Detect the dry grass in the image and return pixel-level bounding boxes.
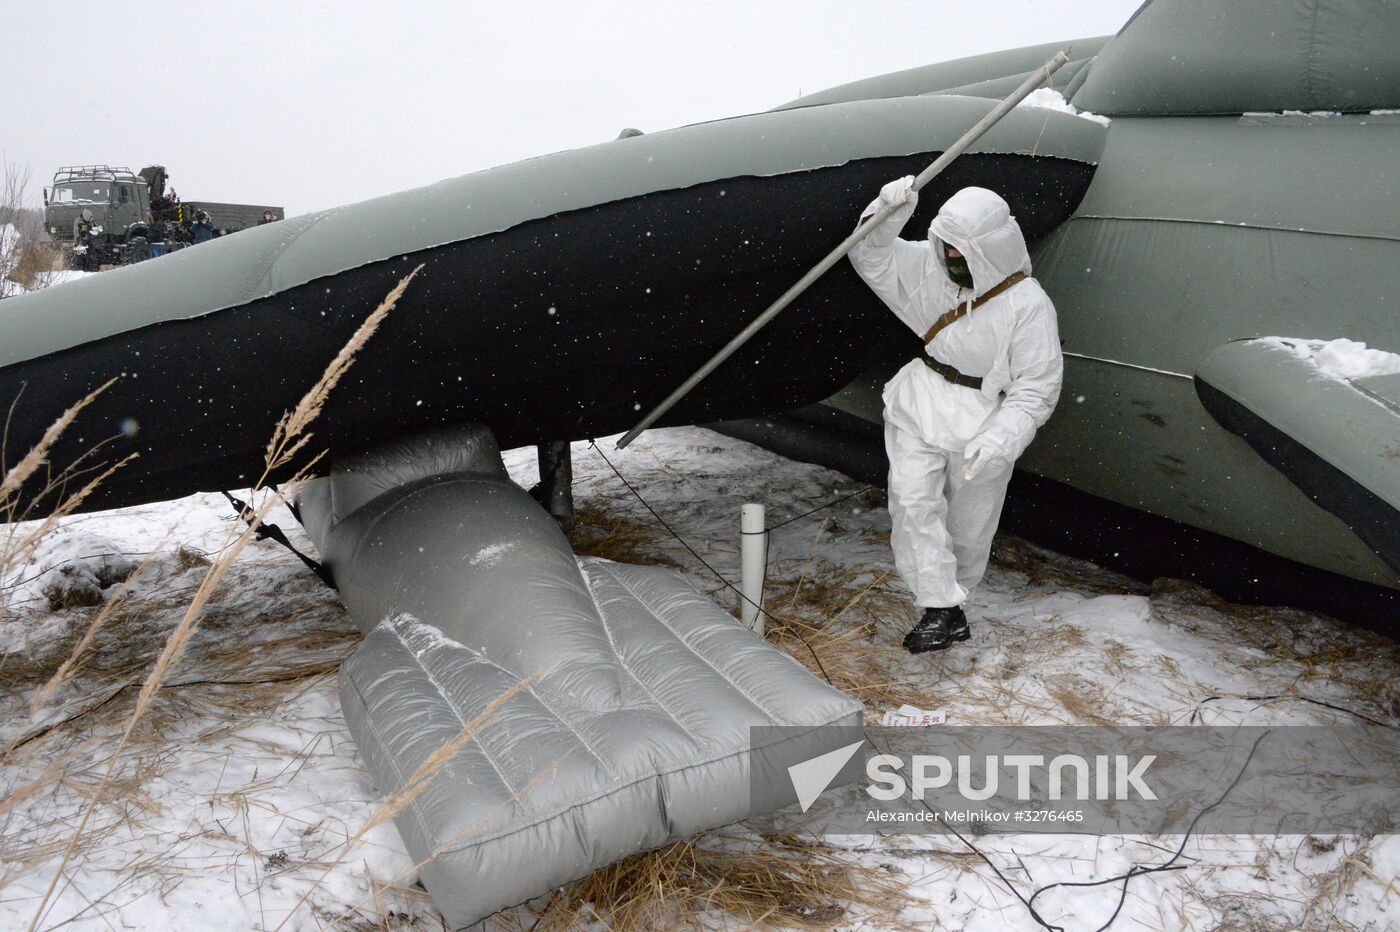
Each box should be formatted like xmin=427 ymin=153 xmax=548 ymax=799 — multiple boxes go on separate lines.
xmin=992 ymin=535 xmax=1147 ymax=598
xmin=756 ymin=555 xmax=943 ymax=712
xmin=1 ymin=380 xmax=134 ymax=621
xmin=27 ymin=556 xmax=155 ymax=714
xmin=0 ymin=160 xmax=59 ymax=294
xmin=528 ymin=833 xmax=917 ymax=931
xmin=569 ymin=500 xmax=680 ymax=567
xmin=1148 ymin=577 xmax=1400 ymax=722
xmin=1041 ymin=672 xmax=1118 ymax=725
xmin=16 ymin=266 xmax=423 ymax=932
xmin=10 ymin=241 xmax=61 ymax=291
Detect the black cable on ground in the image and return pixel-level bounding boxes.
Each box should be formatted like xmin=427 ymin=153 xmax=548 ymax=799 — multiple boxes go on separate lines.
xmin=588 ymin=441 xmax=1275 ymax=932
xmin=765 ymin=486 xmax=878 ymax=531
xmin=860 ymin=727 xmax=1063 ymax=930
xmin=1193 ymin=694 xmax=1391 ymax=728
xmin=589 ymin=440 xmax=833 ymax=686
xmin=1022 ymin=728 xmax=1271 ymax=931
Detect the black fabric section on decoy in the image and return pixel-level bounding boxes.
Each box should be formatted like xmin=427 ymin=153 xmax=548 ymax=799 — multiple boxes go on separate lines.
xmin=0 ymin=153 xmax=1093 ymax=513
xmin=1194 ymin=376 xmax=1400 ymax=575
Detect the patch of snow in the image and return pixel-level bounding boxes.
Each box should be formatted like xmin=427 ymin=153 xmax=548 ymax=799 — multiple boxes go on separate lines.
xmin=43 ymin=269 xmax=95 ymax=288
xmin=1243 ymin=109 xmax=1344 ymax=118
xmin=1016 ymin=87 xmax=1111 ymax=125
xmin=1 ymin=224 xmax=24 ymax=296
xmin=377 ymin=612 xmax=471 ymax=657
xmin=467 ymin=540 xmax=514 ymax=566
xmin=1263 ymin=336 xmax=1400 ymax=381
xmin=37 ymin=542 xmax=138 ymax=610
xmin=1 ymin=223 xmax=20 ymax=270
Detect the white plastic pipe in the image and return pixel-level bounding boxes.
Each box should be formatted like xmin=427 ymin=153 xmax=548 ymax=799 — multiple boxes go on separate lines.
xmin=740 ymin=503 xmax=766 ymax=634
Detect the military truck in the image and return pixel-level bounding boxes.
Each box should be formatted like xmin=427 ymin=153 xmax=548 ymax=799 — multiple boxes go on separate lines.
xmin=43 ymin=164 xmax=282 ymax=270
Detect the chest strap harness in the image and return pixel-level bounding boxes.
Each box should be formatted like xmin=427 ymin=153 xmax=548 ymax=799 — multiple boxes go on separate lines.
xmin=918 ymin=271 xmax=1027 ymax=391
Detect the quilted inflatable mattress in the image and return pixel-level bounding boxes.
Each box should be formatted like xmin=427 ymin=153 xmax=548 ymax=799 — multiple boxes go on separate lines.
xmin=297 ymin=424 xmax=864 ymax=927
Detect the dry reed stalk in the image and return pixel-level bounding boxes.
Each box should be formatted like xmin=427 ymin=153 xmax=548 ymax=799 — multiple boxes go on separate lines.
xmin=278 ymin=667 xmax=558 ymax=930
xmin=0 ymin=379 xmax=115 ymax=504
xmin=266 ymin=265 xmax=421 ymax=472
xmin=361 ymin=667 xmax=544 ymax=839
xmin=0 ymin=740 xmax=98 ymax=820
xmin=1 ymin=454 xmax=138 ymax=601
xmin=786 ymin=517 xmax=832 ymax=613
xmin=24 ymin=265 xmax=423 ymax=932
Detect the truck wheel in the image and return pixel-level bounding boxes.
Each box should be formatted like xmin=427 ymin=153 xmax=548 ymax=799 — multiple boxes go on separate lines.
xmin=125 ymin=236 xmax=151 ymax=264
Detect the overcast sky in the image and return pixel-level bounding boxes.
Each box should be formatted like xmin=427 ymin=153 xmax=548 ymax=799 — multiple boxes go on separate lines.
xmin=5 ymin=1 xmax=1141 ymax=215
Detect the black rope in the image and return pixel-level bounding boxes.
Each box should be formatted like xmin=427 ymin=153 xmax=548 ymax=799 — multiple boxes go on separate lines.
xmin=1193 ymin=694 xmax=1392 ymax=728
xmin=589 ymin=439 xmax=1278 ymax=932
xmin=222 ymin=491 xmax=336 ymax=590
xmin=853 ymin=727 xmax=1269 ymax=932
xmin=1022 ymin=729 xmax=1271 ymax=931
xmin=765 ymin=486 xmax=878 ymax=531
xmin=588 ymin=441 xmax=833 ymax=686
xmin=860 ymin=728 xmax=1063 ymax=930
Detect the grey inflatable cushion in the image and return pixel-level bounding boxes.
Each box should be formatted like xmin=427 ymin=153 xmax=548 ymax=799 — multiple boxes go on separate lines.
xmin=299 ymin=425 xmax=864 ymax=927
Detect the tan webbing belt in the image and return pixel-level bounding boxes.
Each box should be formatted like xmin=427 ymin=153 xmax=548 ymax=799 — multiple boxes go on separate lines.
xmin=921 ymin=272 xmax=1026 ymax=345
xmin=921 ymin=356 xmax=983 ymax=391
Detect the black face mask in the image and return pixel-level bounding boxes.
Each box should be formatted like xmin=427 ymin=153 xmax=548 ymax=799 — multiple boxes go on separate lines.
xmin=945 ymin=253 xmax=974 ymax=289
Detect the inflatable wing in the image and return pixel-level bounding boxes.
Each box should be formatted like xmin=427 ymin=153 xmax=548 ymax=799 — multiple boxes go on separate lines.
xmin=1196 ymin=338 xmax=1400 ymax=573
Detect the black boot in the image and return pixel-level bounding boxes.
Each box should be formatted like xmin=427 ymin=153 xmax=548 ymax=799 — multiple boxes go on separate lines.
xmin=903 ymin=606 xmax=971 ymax=654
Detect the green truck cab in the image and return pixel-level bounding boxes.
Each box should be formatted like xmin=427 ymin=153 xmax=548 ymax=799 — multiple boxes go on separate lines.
xmin=42 ymin=163 xmax=283 ymax=269
xmin=43 ymin=165 xmax=154 ymax=268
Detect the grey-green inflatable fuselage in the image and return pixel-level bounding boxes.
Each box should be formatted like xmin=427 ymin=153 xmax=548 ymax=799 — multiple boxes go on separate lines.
xmin=0 ymin=96 xmax=1100 ymax=513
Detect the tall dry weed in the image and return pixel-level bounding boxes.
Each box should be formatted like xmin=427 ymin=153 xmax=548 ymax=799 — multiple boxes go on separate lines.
xmin=22 ymin=265 xmax=423 ymax=932
xmin=1 ymin=380 xmax=133 ymax=627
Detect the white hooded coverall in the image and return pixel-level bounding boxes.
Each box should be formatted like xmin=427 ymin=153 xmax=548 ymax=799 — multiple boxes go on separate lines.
xmin=849 ymin=185 xmax=1063 ymax=608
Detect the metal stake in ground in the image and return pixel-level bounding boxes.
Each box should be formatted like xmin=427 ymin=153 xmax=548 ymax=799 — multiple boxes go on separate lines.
xmin=615 ymin=49 xmax=1071 ymax=451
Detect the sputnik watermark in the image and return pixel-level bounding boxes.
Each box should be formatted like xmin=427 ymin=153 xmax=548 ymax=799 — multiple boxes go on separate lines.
xmin=788 ymin=740 xmax=865 ymax=813
xmin=866 ymin=753 xmax=1156 ymax=801
xmin=748 ymin=726 xmax=1400 ymax=835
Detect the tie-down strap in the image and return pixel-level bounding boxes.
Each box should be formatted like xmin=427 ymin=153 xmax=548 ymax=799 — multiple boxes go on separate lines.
xmin=922 ymin=272 xmax=1027 ymax=345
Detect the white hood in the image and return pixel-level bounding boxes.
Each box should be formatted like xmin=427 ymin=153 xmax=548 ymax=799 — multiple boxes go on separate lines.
xmin=928 ymin=186 xmax=1032 ymax=297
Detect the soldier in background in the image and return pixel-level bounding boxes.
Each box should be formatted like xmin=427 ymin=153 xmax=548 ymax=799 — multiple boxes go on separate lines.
xmin=191 ymin=211 xmax=217 ymax=244
xmin=73 ymin=209 xmax=100 ymax=271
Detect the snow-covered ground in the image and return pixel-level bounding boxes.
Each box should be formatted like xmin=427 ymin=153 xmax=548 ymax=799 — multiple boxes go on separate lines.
xmin=2 ymin=427 xmax=1397 ymax=930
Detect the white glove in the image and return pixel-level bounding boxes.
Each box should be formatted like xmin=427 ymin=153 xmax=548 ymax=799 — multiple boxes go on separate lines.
xmin=962 ymin=434 xmax=1007 ymax=481
xmin=877 ymin=175 xmax=917 ymax=209
xmin=963 ymin=408 xmax=1037 ymax=481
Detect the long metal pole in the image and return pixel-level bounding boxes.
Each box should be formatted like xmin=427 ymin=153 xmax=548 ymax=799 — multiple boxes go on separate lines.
xmin=616 ymin=50 xmax=1071 ymax=450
